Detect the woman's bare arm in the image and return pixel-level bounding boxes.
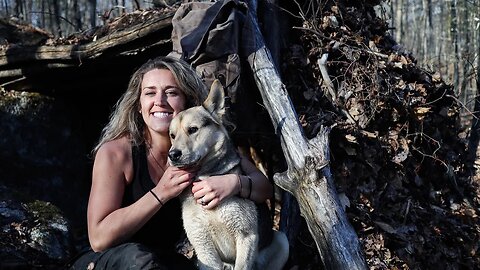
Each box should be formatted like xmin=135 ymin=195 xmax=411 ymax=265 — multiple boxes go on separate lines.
xmin=87 ymin=140 xmax=161 ymax=252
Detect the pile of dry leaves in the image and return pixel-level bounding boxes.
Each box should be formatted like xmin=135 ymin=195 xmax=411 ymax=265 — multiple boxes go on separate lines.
xmin=280 ymin=1 xmax=479 ymax=269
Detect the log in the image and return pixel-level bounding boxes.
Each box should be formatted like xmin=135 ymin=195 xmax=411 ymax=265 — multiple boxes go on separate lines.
xmin=256 ymin=0 xmax=304 ymax=257
xmin=0 ymin=12 xmax=174 ymax=68
xmin=244 ymin=0 xmax=367 ymax=269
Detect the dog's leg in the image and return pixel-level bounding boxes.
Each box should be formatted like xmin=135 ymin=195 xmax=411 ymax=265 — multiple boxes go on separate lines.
xmin=183 ymin=206 xmax=224 ymax=270
xmin=185 ymin=224 xmax=224 ymax=270
xmin=190 ymin=234 xmax=224 ymax=270
xmin=233 ymin=233 xmax=258 ymax=270
xmin=254 ymin=231 xmax=289 ymax=270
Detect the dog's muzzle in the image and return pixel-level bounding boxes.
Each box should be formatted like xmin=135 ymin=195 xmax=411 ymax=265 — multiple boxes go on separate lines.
xmin=168 ymin=149 xmax=182 ymax=162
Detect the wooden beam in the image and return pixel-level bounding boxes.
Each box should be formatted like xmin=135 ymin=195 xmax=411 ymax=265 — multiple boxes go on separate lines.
xmin=0 ymin=12 xmax=174 ymax=67
xmin=244 ymin=0 xmax=368 ymax=269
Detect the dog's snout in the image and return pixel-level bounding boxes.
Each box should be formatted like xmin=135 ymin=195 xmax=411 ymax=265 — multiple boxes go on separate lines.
xmin=168 ymin=149 xmax=182 ymax=162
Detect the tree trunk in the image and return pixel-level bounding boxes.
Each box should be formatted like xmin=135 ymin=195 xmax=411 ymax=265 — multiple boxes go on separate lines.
xmin=451 ymin=0 xmax=459 ymax=91
xmin=467 ymin=8 xmax=480 ymax=174
xmin=52 ymin=0 xmax=62 ymax=36
xmin=256 ymin=0 xmax=304 ymax=259
xmin=88 ymin=0 xmax=97 ymax=28
xmin=3 ymin=0 xmax=9 ymax=16
xmin=73 ymin=0 xmax=82 ymax=31
xmin=244 ymin=0 xmax=367 ymax=269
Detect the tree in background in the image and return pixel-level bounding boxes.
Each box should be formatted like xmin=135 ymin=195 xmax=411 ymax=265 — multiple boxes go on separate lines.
xmin=0 ymin=0 xmax=145 ymax=35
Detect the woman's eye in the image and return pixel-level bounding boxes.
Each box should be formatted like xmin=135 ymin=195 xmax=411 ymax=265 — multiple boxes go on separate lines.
xmin=165 ymin=87 xmax=182 ymax=96
xmin=166 ymin=91 xmax=178 ymax=97
xmin=188 ymin=127 xmax=198 ymax=135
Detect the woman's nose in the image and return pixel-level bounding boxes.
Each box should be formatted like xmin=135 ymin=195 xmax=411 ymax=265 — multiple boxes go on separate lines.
xmin=154 ymin=93 xmax=167 ymax=106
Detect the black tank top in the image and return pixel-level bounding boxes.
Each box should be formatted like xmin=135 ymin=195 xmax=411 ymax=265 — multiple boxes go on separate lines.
xmin=121 ymin=144 xmax=183 ymax=252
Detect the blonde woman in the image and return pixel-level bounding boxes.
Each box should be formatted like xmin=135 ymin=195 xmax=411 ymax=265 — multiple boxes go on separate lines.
xmin=68 ymin=56 xmax=273 ymax=269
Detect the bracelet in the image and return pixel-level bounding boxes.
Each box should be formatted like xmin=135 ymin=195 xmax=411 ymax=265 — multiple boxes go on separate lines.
xmin=149 ymin=189 xmax=163 ymax=206
xmin=247 ymin=175 xmax=252 ymax=199
xmin=237 ymin=174 xmax=243 ymax=196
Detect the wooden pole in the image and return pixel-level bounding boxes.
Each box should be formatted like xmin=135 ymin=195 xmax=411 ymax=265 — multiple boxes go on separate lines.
xmin=244 ymin=1 xmax=367 ymax=269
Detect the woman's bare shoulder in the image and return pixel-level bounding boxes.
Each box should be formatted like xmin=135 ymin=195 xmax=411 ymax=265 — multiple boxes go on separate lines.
xmin=96 ymin=137 xmax=132 ymax=164
xmin=94 ymin=136 xmax=134 ymax=183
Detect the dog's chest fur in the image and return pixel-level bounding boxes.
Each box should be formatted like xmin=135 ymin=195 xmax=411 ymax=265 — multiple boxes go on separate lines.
xmin=180 ymin=168 xmax=257 ymax=262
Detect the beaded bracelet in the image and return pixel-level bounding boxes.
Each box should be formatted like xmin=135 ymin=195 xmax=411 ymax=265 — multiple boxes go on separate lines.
xmin=149 ymin=189 xmax=164 ymax=206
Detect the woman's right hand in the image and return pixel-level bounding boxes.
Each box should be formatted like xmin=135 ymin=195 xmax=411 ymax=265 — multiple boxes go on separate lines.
xmin=153 ymin=166 xmax=196 ymax=203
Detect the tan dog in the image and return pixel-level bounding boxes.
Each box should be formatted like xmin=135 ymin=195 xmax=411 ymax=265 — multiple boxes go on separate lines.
xmin=168 ymin=80 xmax=289 ymax=270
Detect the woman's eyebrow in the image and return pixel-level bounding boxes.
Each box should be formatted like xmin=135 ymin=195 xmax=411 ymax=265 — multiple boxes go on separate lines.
xmin=141 ymin=86 xmax=156 ymax=93
xmin=142 ymin=85 xmax=178 ymax=92
xmin=163 ymin=85 xmax=180 ymax=90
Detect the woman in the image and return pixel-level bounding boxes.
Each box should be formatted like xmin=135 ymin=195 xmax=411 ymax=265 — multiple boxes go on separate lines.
xmin=69 ymin=56 xmax=273 ymax=269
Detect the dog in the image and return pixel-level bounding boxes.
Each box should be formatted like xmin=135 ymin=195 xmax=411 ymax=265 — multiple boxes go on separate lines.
xmin=168 ymin=80 xmax=289 ymax=270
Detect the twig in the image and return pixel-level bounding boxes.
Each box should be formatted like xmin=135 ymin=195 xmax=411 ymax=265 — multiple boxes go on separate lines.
xmin=317 ymin=54 xmax=337 ymax=101
xmin=446 ymin=94 xmax=479 ymax=121
xmin=293 ymin=26 xmax=389 ymax=59
xmin=1 ymin=76 xmax=26 ymax=88
xmin=317 ymin=54 xmax=357 ymax=125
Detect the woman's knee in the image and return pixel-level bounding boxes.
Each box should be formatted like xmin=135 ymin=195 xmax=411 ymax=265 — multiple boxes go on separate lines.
xmin=111 ymin=243 xmax=159 ymax=269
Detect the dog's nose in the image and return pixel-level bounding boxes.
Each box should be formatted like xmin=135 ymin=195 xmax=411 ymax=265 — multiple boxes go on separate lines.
xmin=168 ymin=149 xmax=182 ymax=162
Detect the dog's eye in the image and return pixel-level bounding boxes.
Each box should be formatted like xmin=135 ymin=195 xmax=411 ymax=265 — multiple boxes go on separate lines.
xmin=188 ymin=127 xmax=198 ymax=135
xmin=170 ymin=133 xmax=176 ymax=140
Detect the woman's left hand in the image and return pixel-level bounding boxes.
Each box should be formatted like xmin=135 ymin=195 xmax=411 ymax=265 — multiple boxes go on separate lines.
xmin=191 ymin=174 xmax=239 ymax=209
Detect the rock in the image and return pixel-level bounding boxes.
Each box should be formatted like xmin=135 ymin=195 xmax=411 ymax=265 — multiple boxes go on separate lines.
xmin=0 ymin=184 xmax=74 ymax=268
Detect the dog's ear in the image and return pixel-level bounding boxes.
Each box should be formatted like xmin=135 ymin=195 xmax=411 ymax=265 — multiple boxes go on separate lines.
xmin=203 ymin=79 xmax=226 ymax=120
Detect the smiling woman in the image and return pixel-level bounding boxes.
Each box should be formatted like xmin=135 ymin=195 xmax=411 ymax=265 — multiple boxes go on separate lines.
xmin=67 ymin=56 xmax=208 ymax=269
xmin=67 ymin=56 xmax=275 ymax=269
xmin=139 ymin=68 xmax=187 ymax=135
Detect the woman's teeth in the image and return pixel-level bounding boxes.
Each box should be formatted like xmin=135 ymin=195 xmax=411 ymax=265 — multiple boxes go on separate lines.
xmin=153 ymin=112 xmax=170 ymax=118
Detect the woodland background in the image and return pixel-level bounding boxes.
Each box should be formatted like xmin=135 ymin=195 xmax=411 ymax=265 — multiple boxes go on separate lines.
xmin=1 ymin=0 xmax=480 ymax=269
xmin=2 ymin=0 xmax=479 ymax=131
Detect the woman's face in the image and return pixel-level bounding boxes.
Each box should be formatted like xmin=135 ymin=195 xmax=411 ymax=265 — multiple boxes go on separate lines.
xmin=139 ymin=68 xmax=187 ymax=135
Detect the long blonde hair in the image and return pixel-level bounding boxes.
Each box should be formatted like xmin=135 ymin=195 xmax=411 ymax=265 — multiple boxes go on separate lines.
xmin=93 ymin=56 xmax=208 ymax=155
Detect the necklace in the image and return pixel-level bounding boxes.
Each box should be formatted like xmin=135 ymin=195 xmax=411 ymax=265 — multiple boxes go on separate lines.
xmin=148 ymin=146 xmax=167 ymax=174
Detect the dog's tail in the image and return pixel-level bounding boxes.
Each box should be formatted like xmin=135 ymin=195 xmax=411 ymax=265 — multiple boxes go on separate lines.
xmin=255 ymin=230 xmax=289 ymax=270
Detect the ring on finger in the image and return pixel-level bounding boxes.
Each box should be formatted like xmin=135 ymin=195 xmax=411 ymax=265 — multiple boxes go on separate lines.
xmin=200 ymin=197 xmax=206 ymax=206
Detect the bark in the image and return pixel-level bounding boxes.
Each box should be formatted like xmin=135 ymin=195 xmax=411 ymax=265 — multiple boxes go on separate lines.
xmin=467 ymin=12 xmax=480 ymax=173
xmin=257 ymin=0 xmax=304 ymax=257
xmin=3 ymin=0 xmax=9 ymax=17
xmin=41 ymin=0 xmax=45 ymax=29
xmin=14 ymin=0 xmax=22 ymax=19
xmin=245 ymin=0 xmax=367 ymax=269
xmin=73 ymin=0 xmax=82 ymax=31
xmin=451 ymin=0 xmax=459 ymax=91
xmin=52 ymin=0 xmax=62 ymax=36
xmin=88 ymin=0 xmax=97 ymax=28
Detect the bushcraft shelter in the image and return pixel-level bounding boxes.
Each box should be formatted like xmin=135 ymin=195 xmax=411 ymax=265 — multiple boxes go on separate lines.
xmin=1 ymin=0 xmax=478 ymax=269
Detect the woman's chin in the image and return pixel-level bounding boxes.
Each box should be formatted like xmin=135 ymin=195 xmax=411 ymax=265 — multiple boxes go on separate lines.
xmin=149 ymin=123 xmax=171 ymax=135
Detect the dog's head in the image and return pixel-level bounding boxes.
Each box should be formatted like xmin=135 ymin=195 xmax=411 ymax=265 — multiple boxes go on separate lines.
xmin=168 ymin=79 xmax=232 ymax=170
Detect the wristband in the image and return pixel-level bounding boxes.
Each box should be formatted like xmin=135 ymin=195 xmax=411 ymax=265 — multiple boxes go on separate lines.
xmin=150 ymin=189 xmax=164 ymax=206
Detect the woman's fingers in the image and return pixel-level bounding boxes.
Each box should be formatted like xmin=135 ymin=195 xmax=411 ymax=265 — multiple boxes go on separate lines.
xmin=195 ymin=188 xmax=220 ymax=207
xmin=201 ymin=197 xmax=219 ymax=209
